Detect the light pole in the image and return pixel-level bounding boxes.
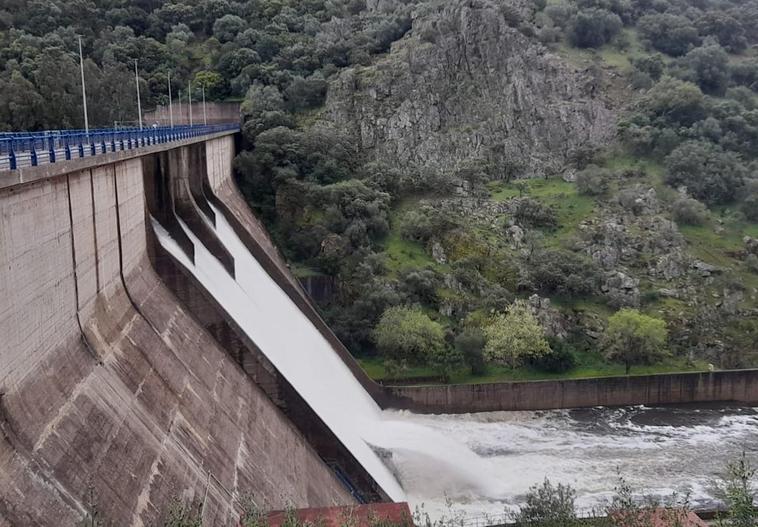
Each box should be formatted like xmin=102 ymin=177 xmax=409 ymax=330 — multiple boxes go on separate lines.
xmin=168 ymin=72 xmax=174 ymax=128
xmin=202 ymin=84 xmax=207 ymax=125
xmin=134 ymin=59 xmax=143 ymax=130
xmin=78 ymin=36 xmax=89 ymax=134
xmin=188 ymin=81 xmax=193 ymax=126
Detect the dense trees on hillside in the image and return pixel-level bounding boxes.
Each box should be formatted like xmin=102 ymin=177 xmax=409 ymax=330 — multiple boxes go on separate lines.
xmin=0 ymin=0 xmax=413 ymax=130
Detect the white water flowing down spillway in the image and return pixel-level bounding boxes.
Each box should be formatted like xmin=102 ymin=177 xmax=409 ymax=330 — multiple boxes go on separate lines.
xmin=153 ymin=205 xmax=758 ymax=518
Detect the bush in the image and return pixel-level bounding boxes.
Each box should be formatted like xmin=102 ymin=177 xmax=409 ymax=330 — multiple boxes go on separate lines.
xmin=664 ymin=141 xmax=747 ymax=204
xmin=678 ymin=44 xmax=730 ymax=96
xmin=529 ymin=339 xmax=577 ymax=373
xmin=746 ymin=254 xmax=758 ymax=274
xmin=742 ymin=193 xmax=758 ymax=222
xmin=374 ymin=305 xmax=445 ymax=364
xmin=522 ymin=248 xmax=603 ymax=297
xmin=671 ymin=196 xmax=709 ymax=225
xmin=569 ymin=8 xmax=622 ymax=48
xmin=399 ymin=206 xmax=457 ymax=244
xmin=513 ymin=198 xmax=558 ymax=229
xmin=637 ymin=13 xmax=700 ymax=56
xmin=575 ymin=165 xmax=611 ymax=196
xmin=454 ymin=328 xmax=487 ymax=376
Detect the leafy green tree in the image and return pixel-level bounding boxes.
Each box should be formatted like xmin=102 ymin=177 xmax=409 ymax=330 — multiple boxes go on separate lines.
xmin=604 ymin=308 xmax=669 ymax=374
xmin=483 ymin=301 xmax=552 ymax=368
xmin=679 ymin=44 xmax=730 ymax=96
xmin=454 ymin=328 xmax=487 ymax=376
xmin=664 ymin=141 xmax=747 ymax=205
xmin=212 ymin=14 xmax=245 ymax=43
xmin=638 ymin=13 xmax=700 ymax=56
xmin=374 ymin=306 xmax=446 ymax=364
xmin=695 ymin=11 xmax=747 ymax=53
xmin=638 ymin=77 xmax=706 ymax=127
xmin=429 ymin=345 xmax=464 ymax=382
xmin=569 ymin=8 xmax=623 ymax=48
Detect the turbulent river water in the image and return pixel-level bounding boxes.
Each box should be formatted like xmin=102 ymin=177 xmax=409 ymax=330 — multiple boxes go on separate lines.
xmin=387 ymin=404 xmax=758 ymax=519
xmin=152 ymin=204 xmax=758 ymax=520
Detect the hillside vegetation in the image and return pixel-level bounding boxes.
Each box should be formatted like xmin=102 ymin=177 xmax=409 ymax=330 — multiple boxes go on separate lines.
xmin=4 ymin=0 xmax=757 ymax=384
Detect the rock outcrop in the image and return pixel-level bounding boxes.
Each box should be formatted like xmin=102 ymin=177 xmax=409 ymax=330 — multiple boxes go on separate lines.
xmin=323 ymin=0 xmax=615 ymax=179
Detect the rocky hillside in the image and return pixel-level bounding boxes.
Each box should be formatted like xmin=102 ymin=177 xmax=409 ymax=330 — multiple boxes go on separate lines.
xmin=323 ymin=0 xmax=615 ymax=179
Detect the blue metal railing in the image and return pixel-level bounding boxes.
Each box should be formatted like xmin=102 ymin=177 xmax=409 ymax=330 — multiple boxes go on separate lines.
xmin=0 ymin=123 xmax=239 ymax=171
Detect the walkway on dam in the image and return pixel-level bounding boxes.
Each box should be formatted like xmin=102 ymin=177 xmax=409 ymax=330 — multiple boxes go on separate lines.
xmin=0 ymin=123 xmax=239 ymax=171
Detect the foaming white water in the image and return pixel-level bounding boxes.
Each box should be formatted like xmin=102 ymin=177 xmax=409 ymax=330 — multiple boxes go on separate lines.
xmin=391 ymin=406 xmax=758 ymax=518
xmin=153 ymin=207 xmax=497 ymax=503
xmin=153 ymin=207 xmax=758 ymax=518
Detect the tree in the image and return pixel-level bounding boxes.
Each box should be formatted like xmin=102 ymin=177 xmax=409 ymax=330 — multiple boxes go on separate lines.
xmin=483 ymin=301 xmax=552 ymax=368
xmin=695 ymin=11 xmax=747 ymax=53
xmin=664 ymin=141 xmax=747 ymax=205
xmin=637 ymin=13 xmax=700 ymax=56
xmin=374 ymin=306 xmax=446 ymax=364
xmin=515 ymin=479 xmax=580 ymax=527
xmin=604 ymin=309 xmax=668 ymax=374
xmin=638 ymin=77 xmax=706 ymax=127
xmin=569 ymin=8 xmax=622 ymax=48
xmin=212 ymin=14 xmax=245 ymax=42
xmin=454 ymin=328 xmax=487 ymax=375
xmin=679 ymin=44 xmax=730 ymax=96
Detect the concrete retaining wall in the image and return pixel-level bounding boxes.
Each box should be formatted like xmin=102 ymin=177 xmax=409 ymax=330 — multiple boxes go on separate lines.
xmin=0 ymin=134 xmax=354 ymax=526
xmin=384 ymin=370 xmax=758 ymax=414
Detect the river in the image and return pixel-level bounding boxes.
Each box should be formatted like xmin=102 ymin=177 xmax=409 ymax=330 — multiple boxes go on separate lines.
xmin=383 ymin=404 xmax=758 ymax=520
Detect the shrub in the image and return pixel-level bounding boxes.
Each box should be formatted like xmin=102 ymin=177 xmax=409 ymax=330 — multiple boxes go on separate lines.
xmin=522 ymin=248 xmax=602 ymax=297
xmin=742 ymin=193 xmax=758 ymax=222
xmin=671 ymin=196 xmax=709 ymax=225
xmin=399 ymin=207 xmax=457 ymax=244
xmin=513 ymin=198 xmax=558 ymax=229
xmin=374 ymin=305 xmax=445 ymax=364
xmin=569 ymin=8 xmax=622 ymax=48
xmin=575 ymin=165 xmax=611 ymax=196
xmin=664 ymin=141 xmax=747 ymax=204
xmin=454 ymin=328 xmax=487 ymax=376
xmin=637 ymin=13 xmax=700 ymax=56
xmin=529 ymin=339 xmax=577 ymax=373
xmin=678 ymin=44 xmax=730 ymax=96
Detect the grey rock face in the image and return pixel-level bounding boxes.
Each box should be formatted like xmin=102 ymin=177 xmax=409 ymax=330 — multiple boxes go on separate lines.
xmin=745 ymin=236 xmax=758 ymax=256
xmin=528 ymin=294 xmax=569 ymax=339
xmin=602 ymin=270 xmax=640 ymax=308
xmin=323 ymin=0 xmax=615 ymax=179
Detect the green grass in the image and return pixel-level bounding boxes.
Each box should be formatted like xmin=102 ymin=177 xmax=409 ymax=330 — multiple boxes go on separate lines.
xmin=358 ymin=353 xmax=710 ymax=385
xmin=488 ymin=178 xmax=596 ymax=243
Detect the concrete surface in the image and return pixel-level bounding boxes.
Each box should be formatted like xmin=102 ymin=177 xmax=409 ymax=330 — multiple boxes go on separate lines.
xmin=0 ymin=137 xmax=355 ymax=526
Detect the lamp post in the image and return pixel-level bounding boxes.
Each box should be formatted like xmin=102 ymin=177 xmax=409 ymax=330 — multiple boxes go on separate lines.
xmin=188 ymin=81 xmax=193 ymax=126
xmin=135 ymin=59 xmax=143 ymax=130
xmin=168 ymin=72 xmax=174 ymax=128
xmin=78 ymin=36 xmax=89 ymax=134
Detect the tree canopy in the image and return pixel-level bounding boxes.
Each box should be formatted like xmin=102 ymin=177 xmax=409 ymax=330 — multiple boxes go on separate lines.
xmin=604 ymin=309 xmax=669 ymax=374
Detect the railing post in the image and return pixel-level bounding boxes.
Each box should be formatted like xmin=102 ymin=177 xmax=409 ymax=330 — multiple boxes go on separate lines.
xmin=65 ymin=139 xmax=72 ymax=161
xmin=9 ymin=143 xmax=16 ymax=170
xmin=30 ymin=144 xmax=38 ymax=167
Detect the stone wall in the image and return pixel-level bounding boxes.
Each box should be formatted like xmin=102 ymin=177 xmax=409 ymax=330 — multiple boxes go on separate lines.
xmin=384 ymin=370 xmax=758 ymax=414
xmin=0 ymin=134 xmax=354 ymax=526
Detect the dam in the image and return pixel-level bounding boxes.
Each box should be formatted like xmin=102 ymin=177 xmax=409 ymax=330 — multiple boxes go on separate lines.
xmin=2 ymin=126 xmax=757 ymax=525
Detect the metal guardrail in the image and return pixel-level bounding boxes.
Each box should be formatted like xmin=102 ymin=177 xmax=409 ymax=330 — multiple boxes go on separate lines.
xmin=0 ymin=123 xmax=239 ymax=171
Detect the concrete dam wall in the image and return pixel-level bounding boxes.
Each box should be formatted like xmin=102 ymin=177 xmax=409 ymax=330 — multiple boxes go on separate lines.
xmin=0 ymin=134 xmax=364 ymax=526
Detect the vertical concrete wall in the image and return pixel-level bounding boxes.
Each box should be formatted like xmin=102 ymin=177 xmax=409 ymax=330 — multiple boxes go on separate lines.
xmin=0 ymin=141 xmax=355 ymax=526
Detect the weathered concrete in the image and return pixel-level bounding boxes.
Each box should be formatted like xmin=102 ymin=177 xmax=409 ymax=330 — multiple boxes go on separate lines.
xmin=145 ymin=102 xmax=241 ymax=127
xmin=384 ymin=370 xmax=758 ymax=414
xmin=0 ymin=141 xmax=355 ymax=525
